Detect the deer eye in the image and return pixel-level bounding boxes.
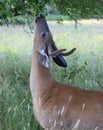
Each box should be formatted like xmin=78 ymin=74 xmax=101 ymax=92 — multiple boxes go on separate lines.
xmin=40 ymin=32 xmax=47 ymax=39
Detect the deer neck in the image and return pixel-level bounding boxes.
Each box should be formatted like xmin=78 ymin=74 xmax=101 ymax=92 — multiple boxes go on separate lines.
xmin=30 ymin=43 xmax=53 ymax=95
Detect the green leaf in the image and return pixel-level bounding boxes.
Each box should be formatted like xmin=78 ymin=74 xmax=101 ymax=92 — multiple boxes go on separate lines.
xmin=0 ymin=20 xmax=3 ymax=25
xmin=0 ymin=0 xmax=4 ymax=2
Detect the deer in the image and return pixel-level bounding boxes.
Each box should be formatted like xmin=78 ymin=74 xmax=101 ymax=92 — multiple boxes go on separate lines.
xmin=30 ymin=14 xmax=103 ymax=130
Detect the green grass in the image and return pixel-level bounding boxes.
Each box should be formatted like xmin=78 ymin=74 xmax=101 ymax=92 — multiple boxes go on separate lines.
xmin=0 ymin=20 xmax=103 ymax=130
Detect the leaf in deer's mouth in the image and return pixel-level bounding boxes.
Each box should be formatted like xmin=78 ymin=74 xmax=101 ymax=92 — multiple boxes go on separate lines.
xmin=52 ymin=54 xmax=67 ymax=68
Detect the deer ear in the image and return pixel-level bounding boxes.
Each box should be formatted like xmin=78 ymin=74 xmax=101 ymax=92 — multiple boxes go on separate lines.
xmin=51 ymin=44 xmax=67 ymax=68
xmin=52 ymin=54 xmax=67 ymax=68
xmin=39 ymin=48 xmax=50 ymax=68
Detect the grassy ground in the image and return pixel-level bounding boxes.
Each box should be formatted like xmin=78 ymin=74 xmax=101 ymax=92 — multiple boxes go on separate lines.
xmin=0 ymin=20 xmax=103 ymax=130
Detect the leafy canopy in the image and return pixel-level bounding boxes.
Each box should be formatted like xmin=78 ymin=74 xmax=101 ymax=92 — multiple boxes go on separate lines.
xmin=0 ymin=0 xmax=103 ymax=25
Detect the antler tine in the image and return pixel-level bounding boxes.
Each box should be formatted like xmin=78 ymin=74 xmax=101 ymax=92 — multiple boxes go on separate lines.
xmin=49 ymin=49 xmax=66 ymax=57
xmin=60 ymin=48 xmax=76 ymax=56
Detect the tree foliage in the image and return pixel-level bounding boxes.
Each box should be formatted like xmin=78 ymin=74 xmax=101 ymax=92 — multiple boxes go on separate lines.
xmin=0 ymin=0 xmax=103 ymax=25
xmin=55 ymin=0 xmax=103 ymax=20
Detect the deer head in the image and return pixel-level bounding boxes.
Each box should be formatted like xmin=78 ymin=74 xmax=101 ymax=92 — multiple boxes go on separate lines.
xmin=35 ymin=14 xmax=76 ymax=68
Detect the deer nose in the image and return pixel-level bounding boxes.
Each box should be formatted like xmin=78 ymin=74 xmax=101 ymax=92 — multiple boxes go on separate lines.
xmin=35 ymin=14 xmax=45 ymax=23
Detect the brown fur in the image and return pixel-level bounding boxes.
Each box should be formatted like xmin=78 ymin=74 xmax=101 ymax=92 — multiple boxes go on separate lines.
xmin=30 ymin=16 xmax=103 ymax=130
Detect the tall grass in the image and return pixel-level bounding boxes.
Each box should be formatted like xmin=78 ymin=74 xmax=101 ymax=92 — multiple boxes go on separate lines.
xmin=0 ymin=20 xmax=103 ymax=130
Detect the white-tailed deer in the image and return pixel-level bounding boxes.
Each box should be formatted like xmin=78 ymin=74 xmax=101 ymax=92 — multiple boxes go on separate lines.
xmin=30 ymin=15 xmax=103 ymax=130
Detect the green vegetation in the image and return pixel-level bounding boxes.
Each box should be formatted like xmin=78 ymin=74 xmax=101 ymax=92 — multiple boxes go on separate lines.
xmin=0 ymin=20 xmax=103 ymax=130
xmin=0 ymin=0 xmax=103 ymax=26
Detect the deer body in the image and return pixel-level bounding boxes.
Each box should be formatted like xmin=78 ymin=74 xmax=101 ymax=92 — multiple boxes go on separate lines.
xmin=30 ymin=15 xmax=103 ymax=130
